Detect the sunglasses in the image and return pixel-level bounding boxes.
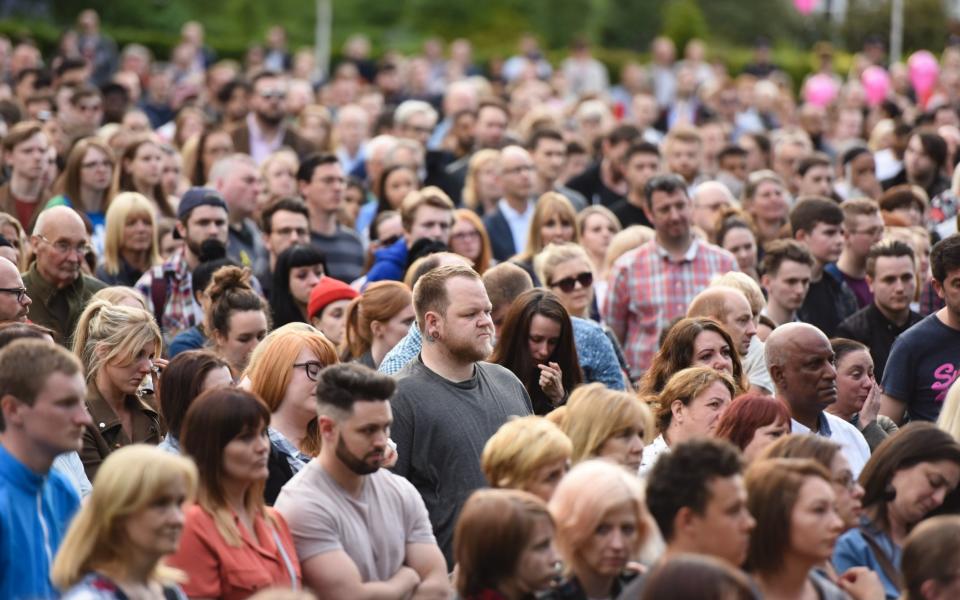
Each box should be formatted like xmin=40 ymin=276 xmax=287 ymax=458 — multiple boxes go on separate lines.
xmin=548 ymin=271 xmax=593 ymax=293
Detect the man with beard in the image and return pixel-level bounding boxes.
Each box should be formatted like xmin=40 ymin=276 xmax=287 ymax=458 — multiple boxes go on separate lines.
xmin=0 ymin=257 xmax=31 ymax=324
xmin=231 ymin=71 xmax=313 ymax=166
xmin=605 ymin=174 xmax=737 ymax=381
xmin=23 ymin=207 xmax=105 ymax=346
xmin=276 ymin=364 xmax=450 ymax=599
xmin=567 ymin=124 xmax=640 ymax=207
xmin=766 ymin=322 xmax=870 ymax=477
xmin=135 ymin=187 xmax=228 ymax=342
xmin=390 ymin=265 xmax=532 ymax=566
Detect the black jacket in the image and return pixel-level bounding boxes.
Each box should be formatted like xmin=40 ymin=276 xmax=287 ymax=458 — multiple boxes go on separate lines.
xmin=835 ymin=303 xmax=923 ymax=382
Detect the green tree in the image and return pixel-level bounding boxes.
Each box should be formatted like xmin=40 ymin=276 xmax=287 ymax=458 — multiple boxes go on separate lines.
xmin=661 ymin=0 xmax=708 ymax=55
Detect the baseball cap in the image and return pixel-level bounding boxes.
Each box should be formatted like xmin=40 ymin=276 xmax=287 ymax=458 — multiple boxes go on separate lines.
xmin=177 ymin=187 xmax=228 ymax=221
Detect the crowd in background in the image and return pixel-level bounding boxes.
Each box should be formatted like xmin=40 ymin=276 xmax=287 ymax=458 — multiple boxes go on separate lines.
xmin=5 ymin=7 xmax=960 ymax=600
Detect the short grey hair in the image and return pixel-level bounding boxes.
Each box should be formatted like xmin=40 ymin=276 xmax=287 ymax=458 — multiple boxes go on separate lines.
xmin=394 ymin=100 xmax=438 ymax=128
xmin=208 ymin=153 xmax=256 ymax=186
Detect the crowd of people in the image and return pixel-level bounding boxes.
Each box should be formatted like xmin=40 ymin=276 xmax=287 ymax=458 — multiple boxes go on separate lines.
xmin=6 ymin=8 xmax=960 ymax=600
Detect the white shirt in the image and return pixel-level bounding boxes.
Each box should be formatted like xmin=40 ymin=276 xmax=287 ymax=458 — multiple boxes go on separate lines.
xmin=744 ymin=336 xmax=773 ymax=394
xmin=639 ymin=434 xmax=670 ymax=478
xmin=791 ymin=412 xmax=871 ymax=478
xmin=497 ymin=197 xmax=535 ymax=255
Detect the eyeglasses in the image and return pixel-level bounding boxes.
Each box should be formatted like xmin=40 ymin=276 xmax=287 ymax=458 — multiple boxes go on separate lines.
xmin=38 ymin=235 xmax=93 ymax=256
xmin=549 ymin=272 xmax=593 ymax=293
xmin=294 ymin=361 xmax=324 ymax=382
xmin=832 ymin=471 xmax=858 ymax=491
xmin=259 ymin=90 xmax=287 ymax=100
xmin=0 ymin=287 xmax=28 ymax=303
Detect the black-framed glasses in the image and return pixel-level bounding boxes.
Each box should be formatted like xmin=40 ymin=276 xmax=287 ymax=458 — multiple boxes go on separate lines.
xmin=548 ymin=272 xmax=593 ymax=293
xmin=294 ymin=361 xmax=324 ymax=382
xmin=0 ymin=287 xmax=28 ymax=303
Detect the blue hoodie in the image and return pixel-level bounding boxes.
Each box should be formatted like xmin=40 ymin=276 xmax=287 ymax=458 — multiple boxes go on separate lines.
xmin=365 ymin=237 xmax=409 ymax=284
xmin=0 ymin=443 xmax=80 ymax=599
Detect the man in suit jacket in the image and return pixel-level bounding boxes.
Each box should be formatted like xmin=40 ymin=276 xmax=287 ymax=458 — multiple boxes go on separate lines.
xmin=231 ymin=71 xmax=314 ymax=165
xmin=483 ymin=145 xmax=536 ymax=263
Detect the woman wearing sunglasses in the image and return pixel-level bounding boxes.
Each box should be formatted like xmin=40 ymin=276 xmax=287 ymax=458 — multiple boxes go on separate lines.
xmin=243 ymin=323 xmax=339 ymax=504
xmin=535 ymin=241 xmax=600 ymax=323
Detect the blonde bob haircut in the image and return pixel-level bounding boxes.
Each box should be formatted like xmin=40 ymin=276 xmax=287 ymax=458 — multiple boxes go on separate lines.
xmin=549 ymin=459 xmax=649 ymax=576
xmin=481 ymin=415 xmax=573 ymax=490
xmin=547 ymin=382 xmax=653 ymax=465
xmin=51 ymin=444 xmax=198 ymax=588
xmin=243 ymin=323 xmax=338 ymax=456
xmin=72 ymin=300 xmax=163 ymax=381
xmin=652 ymin=366 xmax=737 ymax=434
xmin=515 ymin=192 xmax=579 ymax=263
xmin=101 ymin=192 xmax=160 ymax=277
xmin=534 ymin=242 xmax=593 ymax=292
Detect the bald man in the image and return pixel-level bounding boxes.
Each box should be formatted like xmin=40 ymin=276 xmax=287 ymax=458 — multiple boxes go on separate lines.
xmin=687 ymin=286 xmax=771 ymax=394
xmin=23 ymin=206 xmax=106 ymax=345
xmin=691 ymin=181 xmax=734 ymax=241
xmin=484 ymin=145 xmax=537 ymax=262
xmin=0 ymin=257 xmax=30 ymax=323
xmin=765 ymin=323 xmax=870 ymax=476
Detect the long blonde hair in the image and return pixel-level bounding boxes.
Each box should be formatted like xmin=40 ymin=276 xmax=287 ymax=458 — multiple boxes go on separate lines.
xmin=51 ymin=445 xmax=198 ymax=588
xmin=462 ymin=149 xmax=500 ymax=211
xmin=515 ymin=192 xmax=579 ymax=263
xmin=101 ymin=192 xmax=160 ymax=276
xmin=72 ymin=300 xmax=162 ymax=381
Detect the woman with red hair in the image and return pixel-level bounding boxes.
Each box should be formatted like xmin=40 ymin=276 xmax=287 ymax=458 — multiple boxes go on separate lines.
xmin=715 ymin=392 xmax=791 ymax=463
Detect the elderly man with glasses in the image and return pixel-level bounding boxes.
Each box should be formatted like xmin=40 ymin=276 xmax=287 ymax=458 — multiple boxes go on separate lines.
xmin=23 ymin=206 xmax=105 ymax=346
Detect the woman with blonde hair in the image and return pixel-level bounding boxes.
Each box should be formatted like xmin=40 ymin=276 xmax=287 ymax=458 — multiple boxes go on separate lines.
xmin=481 ymin=415 xmax=573 ymax=502
xmin=259 ymin=149 xmax=299 ymax=208
xmin=511 ymin=192 xmax=578 ymax=284
xmin=167 ymin=387 xmax=301 ymax=596
xmin=297 ymin=104 xmax=333 ymax=152
xmin=449 ymin=208 xmax=492 ymax=274
xmin=462 ymin=149 xmax=502 ymax=215
xmin=535 ymin=242 xmax=596 ymax=320
xmin=0 ymin=211 xmax=27 ymax=269
xmin=548 ymin=382 xmax=652 ymax=472
xmin=547 ymin=460 xmax=649 ymax=598
xmin=73 ymin=301 xmax=164 ymax=481
xmin=243 ymin=324 xmax=339 ymax=503
xmin=339 ymin=280 xmax=415 ymax=369
xmin=96 ymin=192 xmax=161 ymax=286
xmin=640 ymin=366 xmax=736 ymax=476
xmin=52 ymin=445 xmax=198 ymax=599
xmin=577 ymin=205 xmax=621 ymax=278
xmin=454 ymin=489 xmax=559 ymax=600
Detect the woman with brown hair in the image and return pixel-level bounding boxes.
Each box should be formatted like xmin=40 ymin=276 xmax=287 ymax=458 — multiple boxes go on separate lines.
xmin=746 ymin=458 xmax=872 ymax=600
xmin=640 ymin=366 xmax=736 ymax=476
xmin=156 ymin=350 xmax=233 ymax=454
xmin=111 ymin=136 xmax=176 ymax=218
xmin=490 ymin=288 xmax=582 ymax=415
xmin=741 ymin=169 xmax=789 ymax=247
xmin=204 ymin=266 xmax=271 ymax=377
xmin=46 ymin=136 xmax=116 ymax=244
xmin=243 ymin=324 xmax=339 ymax=504
xmin=454 ymin=488 xmax=559 ymax=600
xmin=511 ymin=192 xmax=579 ymax=285
xmin=639 ymin=317 xmax=746 ymax=396
xmin=449 ymin=208 xmax=492 ymax=274
xmin=900 ymin=515 xmax=960 ymax=600
xmin=834 ymin=423 xmax=960 ymax=598
xmin=167 ymin=387 xmax=301 ymax=598
xmin=183 ymin=126 xmax=235 ymax=186
xmin=339 ymin=280 xmax=414 ymax=369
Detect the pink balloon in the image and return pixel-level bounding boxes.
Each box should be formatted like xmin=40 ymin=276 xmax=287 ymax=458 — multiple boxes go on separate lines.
xmin=803 ymin=74 xmax=839 ymax=108
xmin=793 ymin=0 xmax=817 ymax=14
xmin=861 ymin=66 xmax=891 ymax=106
xmin=908 ymin=50 xmax=940 ymax=96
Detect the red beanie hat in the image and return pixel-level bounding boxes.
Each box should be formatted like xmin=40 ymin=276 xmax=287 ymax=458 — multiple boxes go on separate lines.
xmin=307 ymin=276 xmax=359 ymax=320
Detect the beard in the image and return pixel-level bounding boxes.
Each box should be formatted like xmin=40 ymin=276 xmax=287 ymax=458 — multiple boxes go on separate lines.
xmin=255 ymin=108 xmax=285 ymax=127
xmin=444 ymin=330 xmax=493 ymax=364
xmin=336 ymin=434 xmax=382 ymax=476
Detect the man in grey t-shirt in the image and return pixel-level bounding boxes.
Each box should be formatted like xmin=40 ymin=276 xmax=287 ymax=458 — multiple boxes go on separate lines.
xmin=275 ymin=363 xmax=450 ymax=599
xmin=391 ymin=265 xmax=533 ymax=566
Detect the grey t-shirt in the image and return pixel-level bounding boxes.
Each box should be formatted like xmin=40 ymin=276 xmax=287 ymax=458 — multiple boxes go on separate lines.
xmin=390 ymin=357 xmax=532 ymax=566
xmin=275 ymin=461 xmax=435 ymax=582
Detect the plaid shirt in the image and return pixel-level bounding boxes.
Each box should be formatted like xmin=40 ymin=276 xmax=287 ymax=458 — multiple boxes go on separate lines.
xmin=135 ymin=247 xmax=202 ymax=343
xmin=604 ymin=238 xmax=737 ymax=380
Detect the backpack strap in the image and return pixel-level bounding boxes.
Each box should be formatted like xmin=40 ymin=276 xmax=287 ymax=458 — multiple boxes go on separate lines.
xmin=859 ymin=526 xmax=903 ymax=592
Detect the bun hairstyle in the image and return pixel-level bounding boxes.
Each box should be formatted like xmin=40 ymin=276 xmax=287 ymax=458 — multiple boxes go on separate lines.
xmin=203 ymin=266 xmax=270 ymax=338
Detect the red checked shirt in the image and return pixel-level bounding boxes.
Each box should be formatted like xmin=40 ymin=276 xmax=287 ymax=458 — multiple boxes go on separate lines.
xmin=604 ymin=238 xmax=738 ymax=380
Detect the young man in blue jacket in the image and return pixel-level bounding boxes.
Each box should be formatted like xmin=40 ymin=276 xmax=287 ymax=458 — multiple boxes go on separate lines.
xmin=0 ymin=339 xmax=90 ymax=599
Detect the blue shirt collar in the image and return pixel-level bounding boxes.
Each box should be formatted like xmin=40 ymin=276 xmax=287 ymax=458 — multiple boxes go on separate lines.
xmin=0 ymin=442 xmax=44 ymax=491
